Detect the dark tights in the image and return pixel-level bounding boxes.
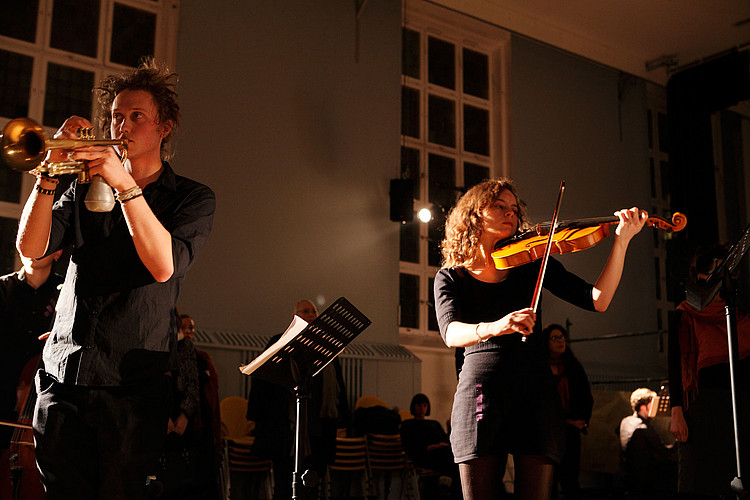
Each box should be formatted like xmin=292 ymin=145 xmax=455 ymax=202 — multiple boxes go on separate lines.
xmin=459 ymin=454 xmax=554 ymax=500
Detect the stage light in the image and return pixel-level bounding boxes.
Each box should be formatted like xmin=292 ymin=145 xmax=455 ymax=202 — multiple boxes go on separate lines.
xmin=417 ymin=207 xmax=432 ymax=223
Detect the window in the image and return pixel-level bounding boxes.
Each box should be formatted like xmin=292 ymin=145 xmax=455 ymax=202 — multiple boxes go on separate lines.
xmin=398 ymin=1 xmax=510 ymax=340
xmin=0 ymin=0 xmax=179 ymax=275
xmin=647 ymin=84 xmax=672 ymax=335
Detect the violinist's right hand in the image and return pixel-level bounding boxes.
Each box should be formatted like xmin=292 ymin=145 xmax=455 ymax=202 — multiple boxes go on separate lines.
xmin=486 ymin=307 xmax=536 ymax=339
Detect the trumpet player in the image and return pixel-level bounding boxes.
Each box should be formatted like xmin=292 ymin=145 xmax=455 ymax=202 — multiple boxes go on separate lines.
xmin=15 ymin=58 xmax=215 ymax=500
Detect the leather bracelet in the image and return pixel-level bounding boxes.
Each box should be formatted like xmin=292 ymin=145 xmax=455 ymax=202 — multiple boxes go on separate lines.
xmin=35 ymin=184 xmax=56 ymax=196
xmin=35 ymin=173 xmax=59 ymax=185
xmin=116 ymin=186 xmax=143 ymax=203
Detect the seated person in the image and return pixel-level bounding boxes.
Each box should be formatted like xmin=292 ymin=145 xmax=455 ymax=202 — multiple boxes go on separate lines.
xmin=400 ymin=393 xmax=461 ymax=499
xmin=619 ymin=388 xmax=676 ymax=498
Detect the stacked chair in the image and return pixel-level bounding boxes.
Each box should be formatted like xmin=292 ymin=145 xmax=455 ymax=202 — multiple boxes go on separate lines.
xmin=219 ymin=396 xmax=273 ymax=499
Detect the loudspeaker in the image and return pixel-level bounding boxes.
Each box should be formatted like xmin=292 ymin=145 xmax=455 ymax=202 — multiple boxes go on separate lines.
xmin=389 ymin=179 xmax=414 ymax=223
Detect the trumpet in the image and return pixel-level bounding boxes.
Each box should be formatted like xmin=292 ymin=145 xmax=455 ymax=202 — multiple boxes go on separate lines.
xmin=1 ymin=117 xmax=128 ymax=212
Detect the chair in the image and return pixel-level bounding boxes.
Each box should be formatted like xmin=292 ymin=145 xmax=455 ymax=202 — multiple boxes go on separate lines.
xmin=328 ymin=436 xmax=369 ymax=499
xmin=219 ymin=396 xmax=273 ymax=499
xmin=355 ymin=395 xmax=388 ymax=410
xmin=366 ymin=434 xmax=419 ymax=500
xmin=398 ymin=409 xmax=413 ymax=422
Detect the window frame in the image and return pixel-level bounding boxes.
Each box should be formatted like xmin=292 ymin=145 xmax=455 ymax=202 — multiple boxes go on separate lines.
xmin=399 ymin=0 xmax=510 ymax=342
xmin=0 ymin=0 xmax=179 ymax=273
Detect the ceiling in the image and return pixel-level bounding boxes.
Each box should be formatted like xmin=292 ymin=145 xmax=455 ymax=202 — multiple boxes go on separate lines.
xmin=433 ymin=0 xmax=750 ymax=86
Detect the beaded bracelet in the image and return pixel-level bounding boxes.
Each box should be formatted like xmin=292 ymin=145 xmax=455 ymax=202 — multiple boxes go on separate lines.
xmin=116 ymin=186 xmax=143 ymax=203
xmin=35 ymin=185 xmax=56 ymax=196
xmin=35 ymin=173 xmax=59 ymax=185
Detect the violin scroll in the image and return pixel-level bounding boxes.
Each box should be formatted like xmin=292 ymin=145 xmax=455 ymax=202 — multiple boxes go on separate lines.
xmin=645 ymin=212 xmax=686 ymax=233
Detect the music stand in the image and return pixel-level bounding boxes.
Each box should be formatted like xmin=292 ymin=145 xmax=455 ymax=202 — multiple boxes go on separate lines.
xmin=240 ymin=297 xmax=371 ymax=500
xmin=685 ymin=222 xmax=750 ymax=496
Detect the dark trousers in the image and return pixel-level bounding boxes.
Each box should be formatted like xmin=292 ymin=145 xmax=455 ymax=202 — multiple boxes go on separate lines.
xmin=33 ymin=370 xmax=172 ymax=500
xmin=554 ymin=424 xmax=583 ymax=500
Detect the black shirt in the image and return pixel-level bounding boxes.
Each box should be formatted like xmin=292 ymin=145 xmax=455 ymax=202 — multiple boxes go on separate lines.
xmin=0 ymin=269 xmax=63 ymax=423
xmin=43 ymin=162 xmax=215 ymax=386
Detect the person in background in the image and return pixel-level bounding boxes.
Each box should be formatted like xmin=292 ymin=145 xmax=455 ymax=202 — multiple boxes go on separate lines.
xmin=400 ymin=393 xmax=462 ymax=499
xmin=619 ymin=388 xmax=676 ymax=499
xmin=180 ymin=314 xmax=223 ymax=499
xmin=247 ymin=299 xmax=349 ymax=499
xmin=542 ymin=323 xmax=593 ymax=500
xmin=434 ymin=178 xmax=647 ymax=500
xmin=669 ymin=243 xmax=750 ymax=499
xmin=16 ymin=58 xmax=215 ymax=499
xmin=0 ymin=250 xmax=63 ymax=449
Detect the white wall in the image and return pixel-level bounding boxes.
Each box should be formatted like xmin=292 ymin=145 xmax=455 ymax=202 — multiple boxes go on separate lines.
xmin=173 ymin=1 xmax=403 ymax=345
xmin=509 ymin=35 xmax=661 ymax=378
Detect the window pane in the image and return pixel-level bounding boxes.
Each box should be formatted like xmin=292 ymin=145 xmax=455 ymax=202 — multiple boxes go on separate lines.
xmin=50 ymin=0 xmax=100 ymax=58
xmin=649 ymin=158 xmax=656 ymax=198
xmin=1 ymin=0 xmax=38 ymax=43
xmin=402 ymin=28 xmax=420 ymax=79
xmin=111 ymin=4 xmax=156 ymax=67
xmin=463 ymin=48 xmax=489 ymax=99
xmin=428 ymin=153 xmax=455 ymax=209
xmin=0 ymin=217 xmax=18 ymax=276
xmin=43 ymin=63 xmax=95 ymax=127
xmin=428 ymin=277 xmax=438 ymax=332
xmin=464 ymin=104 xmax=489 ymax=155
xmin=657 ymin=112 xmax=669 ymax=154
xmin=399 ymin=220 xmax=419 ymax=263
xmin=0 ymin=168 xmax=22 ymax=204
xmin=401 ymin=86 xmax=420 ymax=139
xmin=401 ymin=146 xmax=421 ymax=200
xmin=428 ymin=37 xmax=455 ymax=90
xmin=464 ymin=162 xmax=489 ymax=190
xmin=428 ymin=95 xmax=455 ymax=147
xmin=660 ymin=160 xmax=670 ymax=201
xmin=428 ymin=212 xmax=444 ymax=267
xmin=0 ymin=49 xmax=33 ymax=118
xmin=399 ymin=273 xmax=419 ymax=328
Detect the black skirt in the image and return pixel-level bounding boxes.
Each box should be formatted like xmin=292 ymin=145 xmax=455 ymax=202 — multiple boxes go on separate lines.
xmin=450 ymin=347 xmax=566 ymax=463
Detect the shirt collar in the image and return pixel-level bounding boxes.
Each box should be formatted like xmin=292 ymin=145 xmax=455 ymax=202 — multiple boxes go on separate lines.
xmin=147 ymin=161 xmax=177 ymax=192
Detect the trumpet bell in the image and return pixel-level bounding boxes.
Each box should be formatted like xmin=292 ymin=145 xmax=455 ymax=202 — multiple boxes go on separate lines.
xmin=1 ymin=118 xmax=46 ymax=171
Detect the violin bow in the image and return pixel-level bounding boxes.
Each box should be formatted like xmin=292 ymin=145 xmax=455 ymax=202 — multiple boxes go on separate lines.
xmin=525 ymin=180 xmax=566 ymax=341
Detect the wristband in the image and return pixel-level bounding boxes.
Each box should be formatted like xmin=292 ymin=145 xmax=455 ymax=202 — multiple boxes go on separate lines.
xmin=35 ymin=185 xmax=56 ymax=196
xmin=116 ymin=186 xmax=143 ymax=203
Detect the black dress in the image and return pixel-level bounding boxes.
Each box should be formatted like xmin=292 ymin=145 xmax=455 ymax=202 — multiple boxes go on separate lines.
xmin=434 ymin=258 xmax=596 ymax=463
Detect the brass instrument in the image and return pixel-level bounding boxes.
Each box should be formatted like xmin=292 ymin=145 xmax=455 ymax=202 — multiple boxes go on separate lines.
xmin=1 ymin=117 xmax=128 ymax=212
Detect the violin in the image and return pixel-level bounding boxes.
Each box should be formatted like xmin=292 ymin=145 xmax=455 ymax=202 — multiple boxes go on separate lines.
xmin=492 ymin=212 xmax=687 ymax=270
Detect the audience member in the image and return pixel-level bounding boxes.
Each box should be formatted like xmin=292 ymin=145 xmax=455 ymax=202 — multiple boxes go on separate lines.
xmin=668 ymin=243 xmax=750 ymax=499
xmin=247 ymin=299 xmax=349 ymax=499
xmin=400 ymin=393 xmax=461 ymax=499
xmin=619 ymin=388 xmax=676 ymax=499
xmin=182 ymin=314 xmax=223 ymax=499
xmin=543 ymin=323 xmax=593 ymax=500
xmin=0 ymin=251 xmax=63 ymax=450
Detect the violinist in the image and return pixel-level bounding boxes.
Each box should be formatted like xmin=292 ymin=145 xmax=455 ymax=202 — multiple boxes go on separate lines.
xmin=434 ymin=178 xmax=647 ymax=500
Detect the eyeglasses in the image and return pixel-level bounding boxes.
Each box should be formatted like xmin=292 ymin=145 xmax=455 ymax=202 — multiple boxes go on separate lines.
xmin=549 ymin=335 xmax=565 ymax=342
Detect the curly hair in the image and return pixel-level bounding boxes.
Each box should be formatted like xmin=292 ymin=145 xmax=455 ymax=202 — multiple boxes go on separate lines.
xmin=629 ymin=388 xmax=656 ymax=413
xmin=440 ymin=178 xmax=528 ymax=268
xmin=95 ymin=57 xmax=180 ymax=159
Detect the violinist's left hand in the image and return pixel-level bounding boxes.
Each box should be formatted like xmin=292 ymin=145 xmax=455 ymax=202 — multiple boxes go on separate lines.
xmin=613 ymin=207 xmax=648 ymax=243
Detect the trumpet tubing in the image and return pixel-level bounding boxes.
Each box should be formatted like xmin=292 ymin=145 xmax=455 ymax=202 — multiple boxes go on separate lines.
xmin=1 ymin=117 xmax=127 ymax=174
